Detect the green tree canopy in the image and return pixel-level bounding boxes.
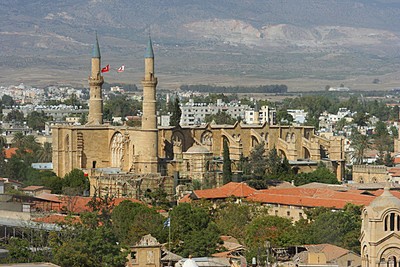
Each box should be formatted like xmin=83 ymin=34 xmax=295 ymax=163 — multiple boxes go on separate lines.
xmin=63 ymin=169 xmax=89 ymax=195
xmin=111 ymin=200 xmax=166 ymax=246
xmin=169 ymin=97 xmax=182 ymax=127
xmin=222 ymin=139 xmax=232 ymax=184
xmin=170 ymin=203 xmax=221 ymax=257
xmin=205 ymin=111 xmax=236 ymax=125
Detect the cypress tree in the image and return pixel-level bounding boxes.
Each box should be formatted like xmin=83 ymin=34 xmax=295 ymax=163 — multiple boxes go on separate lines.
xmin=223 ymin=139 xmax=232 ymax=184
xmin=170 ymin=97 xmax=182 ymax=127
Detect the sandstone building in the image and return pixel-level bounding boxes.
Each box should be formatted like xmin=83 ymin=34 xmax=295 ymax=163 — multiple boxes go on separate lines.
xmin=51 ymin=35 xmax=346 ymax=198
xmin=361 ymin=187 xmax=400 ymax=267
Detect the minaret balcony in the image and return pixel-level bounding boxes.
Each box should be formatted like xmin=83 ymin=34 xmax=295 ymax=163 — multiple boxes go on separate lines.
xmin=89 ymin=76 xmax=104 ymax=86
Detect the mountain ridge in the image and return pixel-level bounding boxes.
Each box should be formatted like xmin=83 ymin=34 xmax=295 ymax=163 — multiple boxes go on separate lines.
xmin=1 ymin=0 xmax=400 ymax=90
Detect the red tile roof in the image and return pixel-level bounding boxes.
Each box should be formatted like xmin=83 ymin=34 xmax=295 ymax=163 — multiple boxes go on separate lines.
xmin=4 ymin=148 xmax=33 ymax=159
xmin=192 ymin=182 xmax=256 ymax=199
xmin=247 ymin=187 xmax=374 ymax=209
xmin=4 ymin=147 xmax=18 ymax=159
xmin=186 ymin=183 xmax=377 ymax=209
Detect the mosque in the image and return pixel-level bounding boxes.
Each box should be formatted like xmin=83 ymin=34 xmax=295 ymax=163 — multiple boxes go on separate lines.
xmin=51 ymin=36 xmax=346 ymax=198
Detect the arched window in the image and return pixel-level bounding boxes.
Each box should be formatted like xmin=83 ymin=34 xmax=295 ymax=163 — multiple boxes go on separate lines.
xmin=110 ymin=132 xmax=124 ymax=167
xmin=384 ymin=212 xmax=400 ymax=231
xmin=286 ymin=133 xmax=290 ymax=142
xmin=387 ymin=256 xmax=397 ymax=267
xmin=187 ymin=162 xmax=190 ymax=172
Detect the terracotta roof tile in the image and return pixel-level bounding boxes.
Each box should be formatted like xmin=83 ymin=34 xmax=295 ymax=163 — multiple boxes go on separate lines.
xmin=193 ymin=182 xmax=256 ymax=199
xmin=179 ymin=193 xmax=192 ymax=203
xmin=247 ymin=188 xmax=374 ymax=209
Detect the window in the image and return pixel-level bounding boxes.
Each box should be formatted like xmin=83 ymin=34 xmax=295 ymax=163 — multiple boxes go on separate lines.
xmin=384 ymin=212 xmax=400 ymax=231
xmin=130 ymin=251 xmax=137 ymax=263
xmin=287 ymin=211 xmax=290 ymax=217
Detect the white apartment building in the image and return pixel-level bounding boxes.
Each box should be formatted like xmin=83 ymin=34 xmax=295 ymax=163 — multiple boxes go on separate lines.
xmin=244 ymin=105 xmax=277 ymax=125
xmin=180 ymin=99 xmax=249 ymax=126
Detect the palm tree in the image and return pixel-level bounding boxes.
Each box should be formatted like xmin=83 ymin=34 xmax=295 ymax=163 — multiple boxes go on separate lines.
xmin=12 ymin=131 xmax=25 ymax=148
xmin=0 ymin=136 xmax=7 ymax=150
xmin=23 ymin=135 xmax=40 ymax=151
xmin=37 ymin=142 xmax=52 ymax=162
xmin=350 ymin=129 xmax=371 ymax=165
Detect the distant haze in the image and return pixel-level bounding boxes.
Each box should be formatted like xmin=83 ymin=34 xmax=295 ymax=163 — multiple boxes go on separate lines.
xmin=1 ymin=0 xmax=400 ymax=91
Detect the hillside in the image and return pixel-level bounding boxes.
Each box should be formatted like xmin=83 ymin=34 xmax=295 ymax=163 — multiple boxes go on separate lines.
xmin=1 ymin=0 xmax=400 ymax=90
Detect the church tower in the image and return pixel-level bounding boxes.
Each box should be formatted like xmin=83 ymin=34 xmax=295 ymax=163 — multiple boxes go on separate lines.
xmin=87 ymin=34 xmax=104 ymax=125
xmin=140 ymin=37 xmax=158 ymax=173
xmin=361 ymin=187 xmax=400 ymax=267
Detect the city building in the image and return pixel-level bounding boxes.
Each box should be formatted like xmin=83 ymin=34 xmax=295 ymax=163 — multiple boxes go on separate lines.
xmin=180 ymin=98 xmax=249 ymax=126
xmin=51 ymin=35 xmax=346 ymax=198
xmin=360 ymin=187 xmax=400 ymax=267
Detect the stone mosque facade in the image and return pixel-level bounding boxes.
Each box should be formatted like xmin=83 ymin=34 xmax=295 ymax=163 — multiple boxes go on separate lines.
xmin=361 ymin=188 xmax=400 ymax=267
xmin=52 ymin=36 xmax=346 ymax=198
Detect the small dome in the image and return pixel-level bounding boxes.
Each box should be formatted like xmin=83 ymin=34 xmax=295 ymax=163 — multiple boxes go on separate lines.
xmin=369 ymin=188 xmax=400 ymax=210
xmin=186 ymin=145 xmax=210 ymax=154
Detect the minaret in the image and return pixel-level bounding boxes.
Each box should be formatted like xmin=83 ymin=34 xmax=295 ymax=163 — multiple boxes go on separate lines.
xmin=140 ymin=37 xmax=158 ymax=173
xmin=87 ymin=33 xmax=104 ymax=125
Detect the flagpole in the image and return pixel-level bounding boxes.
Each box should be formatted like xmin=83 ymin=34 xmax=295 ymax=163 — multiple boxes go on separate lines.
xmin=168 ymin=209 xmax=171 ymax=267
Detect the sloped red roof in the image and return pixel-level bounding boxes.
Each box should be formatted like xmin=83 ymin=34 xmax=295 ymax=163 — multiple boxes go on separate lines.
xmin=4 ymin=147 xmax=33 ymax=159
xmin=4 ymin=147 xmax=18 ymax=159
xmin=247 ymin=187 xmax=374 ymax=209
xmin=192 ymin=182 xmax=256 ymax=199
xmin=179 ymin=193 xmax=192 ymax=203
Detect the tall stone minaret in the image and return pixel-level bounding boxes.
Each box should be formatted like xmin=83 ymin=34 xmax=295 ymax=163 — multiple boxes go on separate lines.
xmin=140 ymin=37 xmax=158 ymax=173
xmin=87 ymin=34 xmax=104 ymax=125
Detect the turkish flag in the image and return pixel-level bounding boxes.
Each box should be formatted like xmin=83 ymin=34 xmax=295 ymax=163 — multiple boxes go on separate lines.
xmin=101 ymin=64 xmax=110 ymax=73
xmin=117 ymin=65 xmax=125 ymax=73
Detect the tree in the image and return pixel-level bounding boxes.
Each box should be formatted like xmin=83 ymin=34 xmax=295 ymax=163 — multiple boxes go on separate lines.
xmin=111 ymin=200 xmax=166 ymax=246
xmin=250 ymin=142 xmax=267 ymax=178
xmin=2 ymin=94 xmax=15 ymax=106
xmin=205 ymin=111 xmax=236 ymax=125
xmin=79 ymin=113 xmax=88 ymax=125
xmin=245 ymin=215 xmax=294 ymax=261
xmin=306 ymin=203 xmax=362 ymax=253
xmin=245 ymin=142 xmax=268 ymax=189
xmin=63 ymin=169 xmax=89 ymax=196
xmin=51 ymin=221 xmax=127 ymax=267
xmin=11 ymin=132 xmax=26 ymax=149
xmin=26 ymin=111 xmax=51 ymax=131
xmin=170 ymin=97 xmax=182 ymax=127
xmin=214 ymin=202 xmax=254 ymax=242
xmin=276 ymin=110 xmax=294 ymax=125
xmin=5 ymin=110 xmax=24 ymax=122
xmin=350 ymin=129 xmax=371 ymax=164
xmin=222 ymin=139 xmax=232 ymax=184
xmin=170 ymin=203 xmax=221 ymax=257
xmin=265 ymin=147 xmax=291 ymax=178
xmin=37 ymin=142 xmax=52 ymax=162
xmin=290 ymin=164 xmax=339 ymax=186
